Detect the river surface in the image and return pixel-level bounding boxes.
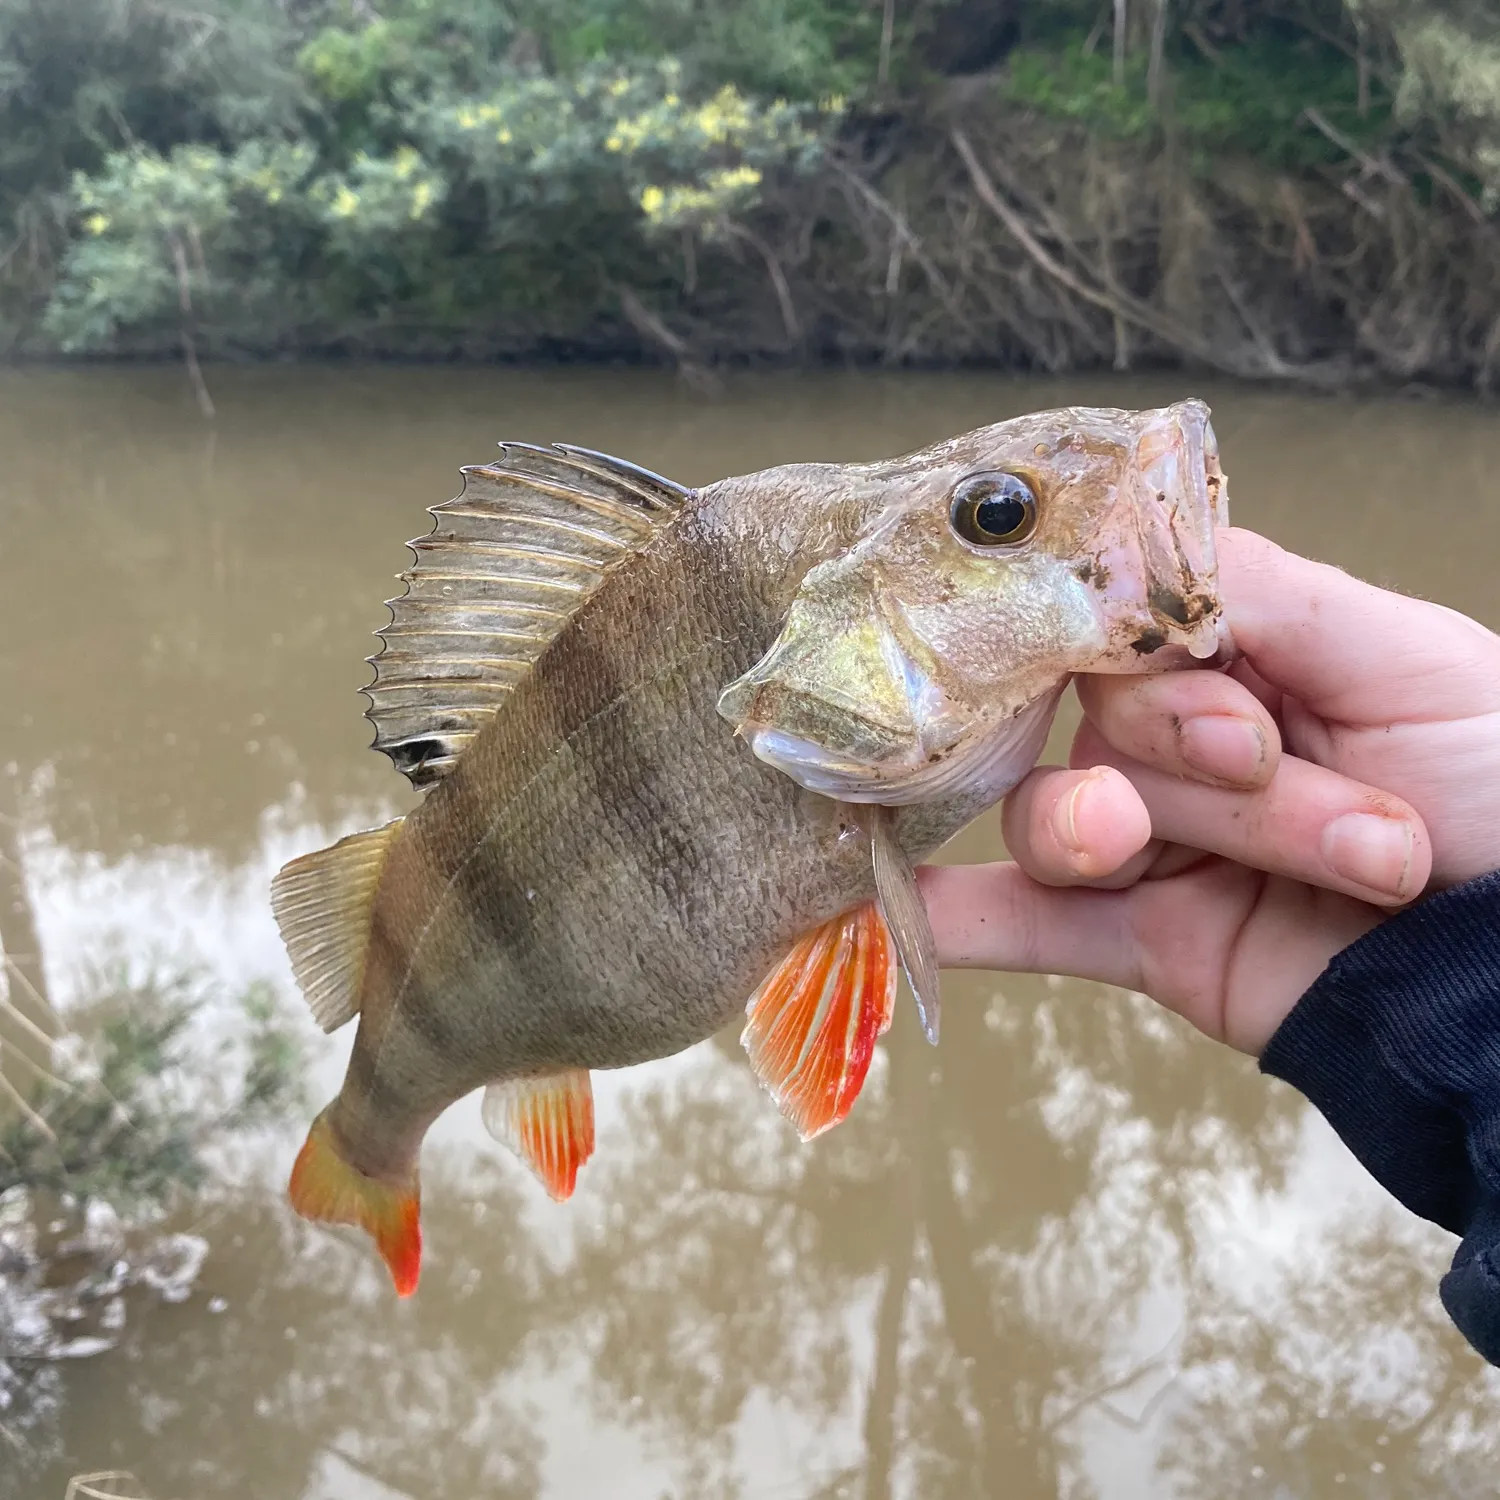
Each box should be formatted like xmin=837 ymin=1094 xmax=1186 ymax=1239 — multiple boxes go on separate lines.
xmin=3 ymin=367 xmax=1499 ymax=1499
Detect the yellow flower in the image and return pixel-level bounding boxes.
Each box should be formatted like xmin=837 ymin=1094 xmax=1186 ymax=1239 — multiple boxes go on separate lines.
xmin=410 ymin=180 xmax=433 ymax=219
xmin=605 ymin=133 xmax=623 ymax=152
xmin=83 ymin=212 xmax=110 ymax=236
xmin=639 ymin=184 xmax=666 ymax=220
xmin=710 ymin=165 xmax=762 ymax=192
xmin=456 ymin=107 xmax=478 ymax=130
xmin=496 ymin=127 xmax=513 ymax=145
xmin=393 ymin=146 xmax=420 ymax=179
xmin=331 ymin=183 xmax=359 ymax=219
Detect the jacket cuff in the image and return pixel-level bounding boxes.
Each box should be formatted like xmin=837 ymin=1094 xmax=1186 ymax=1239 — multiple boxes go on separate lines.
xmin=1442 ymin=1193 xmax=1500 ymax=1366
xmin=1260 ymin=870 xmax=1500 ymax=1237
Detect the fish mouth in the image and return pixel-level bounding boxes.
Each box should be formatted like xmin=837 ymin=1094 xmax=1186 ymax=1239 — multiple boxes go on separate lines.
xmin=1089 ymin=400 xmax=1235 ymax=668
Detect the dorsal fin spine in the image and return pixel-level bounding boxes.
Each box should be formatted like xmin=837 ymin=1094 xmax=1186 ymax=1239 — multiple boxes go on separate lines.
xmin=439 ymin=508 xmax=637 ymax=548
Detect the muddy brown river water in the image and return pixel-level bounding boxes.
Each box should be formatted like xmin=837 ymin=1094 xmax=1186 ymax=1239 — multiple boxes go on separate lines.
xmin=2 ymin=366 xmax=1499 ymax=1499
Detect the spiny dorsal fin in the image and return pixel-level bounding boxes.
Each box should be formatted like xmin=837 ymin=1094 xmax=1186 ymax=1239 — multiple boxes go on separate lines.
xmin=270 ymin=818 xmax=404 ymax=1032
xmin=366 ymin=443 xmax=692 ymax=790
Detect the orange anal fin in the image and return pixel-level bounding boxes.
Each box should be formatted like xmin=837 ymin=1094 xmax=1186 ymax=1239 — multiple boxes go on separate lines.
xmin=481 ymin=1068 xmax=596 ymax=1201
xmin=288 ymin=1108 xmax=422 ymax=1297
xmin=742 ymin=901 xmax=897 ymax=1142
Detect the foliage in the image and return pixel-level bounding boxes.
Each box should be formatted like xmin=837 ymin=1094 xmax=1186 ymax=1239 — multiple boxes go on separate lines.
xmin=0 ymin=0 xmax=304 ymax=326
xmin=1004 ymin=27 xmax=1388 ymax=171
xmin=38 ymin=20 xmax=839 ymax=354
xmin=0 ymin=970 xmax=305 ymax=1210
xmin=41 ymin=140 xmax=318 ymax=353
xmin=1 ymin=0 xmax=1499 ymax=382
xmin=1354 ymin=0 xmax=1500 ymax=203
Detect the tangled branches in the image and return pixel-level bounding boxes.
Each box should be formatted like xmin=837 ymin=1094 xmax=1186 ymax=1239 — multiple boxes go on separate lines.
xmin=629 ymin=98 xmax=1500 ymax=391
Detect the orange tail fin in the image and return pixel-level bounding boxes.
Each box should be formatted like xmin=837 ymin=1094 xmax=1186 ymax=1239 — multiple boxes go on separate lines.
xmin=288 ymin=1108 xmax=422 ymax=1297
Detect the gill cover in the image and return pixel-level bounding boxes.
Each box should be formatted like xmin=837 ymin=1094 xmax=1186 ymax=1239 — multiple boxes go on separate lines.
xmin=716 ymin=537 xmax=1068 ymax=807
xmin=715 ymin=549 xmax=963 ymax=802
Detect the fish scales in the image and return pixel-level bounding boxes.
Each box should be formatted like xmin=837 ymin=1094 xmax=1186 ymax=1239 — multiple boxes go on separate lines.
xmin=346 ymin=475 xmax=894 ymax=1163
xmin=272 ymin=403 xmax=1232 ymax=1294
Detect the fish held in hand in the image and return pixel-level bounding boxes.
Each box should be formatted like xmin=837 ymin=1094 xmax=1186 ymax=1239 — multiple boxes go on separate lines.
xmin=271 ymin=403 xmax=1230 ymax=1293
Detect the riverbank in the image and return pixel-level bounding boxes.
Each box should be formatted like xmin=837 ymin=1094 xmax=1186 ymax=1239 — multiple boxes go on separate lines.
xmin=4 ymin=1 xmax=1499 ymax=391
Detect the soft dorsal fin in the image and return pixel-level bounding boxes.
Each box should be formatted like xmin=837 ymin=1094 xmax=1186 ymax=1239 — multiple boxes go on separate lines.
xmin=366 ymin=443 xmax=692 ymax=790
xmin=270 ymin=818 xmax=404 ymax=1032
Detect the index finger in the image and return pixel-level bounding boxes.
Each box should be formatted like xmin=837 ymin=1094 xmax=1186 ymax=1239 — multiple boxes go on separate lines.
xmin=1218 ymin=529 xmax=1500 ymax=723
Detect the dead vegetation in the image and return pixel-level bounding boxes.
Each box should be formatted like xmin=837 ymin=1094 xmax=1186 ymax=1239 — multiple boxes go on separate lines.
xmin=646 ymin=100 xmax=1500 ymax=391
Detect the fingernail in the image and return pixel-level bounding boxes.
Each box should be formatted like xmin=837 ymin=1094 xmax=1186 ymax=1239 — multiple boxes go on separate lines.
xmin=1055 ymin=773 xmax=1101 ymax=854
xmin=1321 ymin=813 xmax=1415 ymax=899
xmin=1178 ymin=715 xmax=1267 ymax=783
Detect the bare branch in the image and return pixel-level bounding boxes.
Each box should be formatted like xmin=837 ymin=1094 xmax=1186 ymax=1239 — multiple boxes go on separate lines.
xmin=616 ymin=286 xmax=721 ymax=395
xmin=0 ymin=1067 xmax=55 ymax=1143
xmin=1302 ymin=107 xmax=1407 ymax=188
xmin=2 ymin=958 xmax=55 ymax=1040
xmin=950 ymin=128 xmax=1213 ymax=361
xmin=829 ymin=157 xmax=960 ymax=316
xmin=878 ymin=0 xmax=896 ymax=89
xmin=722 ymin=220 xmax=801 ymax=343
xmin=167 ymin=230 xmax=216 ymax=420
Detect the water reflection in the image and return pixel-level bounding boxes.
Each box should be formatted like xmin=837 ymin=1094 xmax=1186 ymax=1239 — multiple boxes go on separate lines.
xmin=15 ymin=1163 xmax=543 ymax=1500
xmin=3 ymin=368 xmax=1498 ymax=1497
xmin=12 ymin=968 xmax=1495 ymax=1499
xmin=1166 ymin=1210 xmax=1500 ymax=1499
xmin=561 ymin=966 xmax=1305 ymax=1500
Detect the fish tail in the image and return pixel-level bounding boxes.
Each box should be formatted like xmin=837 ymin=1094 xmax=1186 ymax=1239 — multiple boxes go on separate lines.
xmin=288 ymin=1105 xmax=422 ymax=1297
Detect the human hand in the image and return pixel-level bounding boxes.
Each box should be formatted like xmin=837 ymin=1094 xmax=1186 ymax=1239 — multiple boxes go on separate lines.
xmin=919 ymin=528 xmax=1500 ymax=1055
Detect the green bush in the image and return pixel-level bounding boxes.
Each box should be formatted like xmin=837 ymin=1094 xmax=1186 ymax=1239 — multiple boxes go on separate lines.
xmin=38 ymin=24 xmax=838 ymax=355
xmin=1 ymin=971 xmax=305 ymax=1210
xmin=1 ymin=0 xmax=1498 ymax=377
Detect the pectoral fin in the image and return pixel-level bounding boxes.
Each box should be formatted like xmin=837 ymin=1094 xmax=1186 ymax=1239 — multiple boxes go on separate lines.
xmin=741 ymin=902 xmax=898 ymax=1141
xmin=867 ymin=806 xmax=942 ymax=1046
xmin=482 ymin=1070 xmax=596 ymax=1201
xmin=717 ymin=553 xmax=952 ymax=802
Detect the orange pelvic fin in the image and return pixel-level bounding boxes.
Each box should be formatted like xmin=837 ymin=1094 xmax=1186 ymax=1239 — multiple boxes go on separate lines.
xmin=742 ymin=901 xmax=898 ymax=1141
xmin=481 ymin=1069 xmax=596 ymax=1201
xmin=288 ymin=1108 xmax=422 ymax=1297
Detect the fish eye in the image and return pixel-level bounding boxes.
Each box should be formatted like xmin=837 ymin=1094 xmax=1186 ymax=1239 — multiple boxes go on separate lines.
xmin=949 ymin=472 xmax=1038 ymax=548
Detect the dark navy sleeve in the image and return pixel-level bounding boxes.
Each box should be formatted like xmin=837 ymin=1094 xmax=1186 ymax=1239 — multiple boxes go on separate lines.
xmin=1260 ymin=871 xmax=1500 ymax=1365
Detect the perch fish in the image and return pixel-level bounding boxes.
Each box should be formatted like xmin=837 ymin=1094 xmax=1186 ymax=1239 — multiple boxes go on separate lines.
xmin=271 ymin=401 xmax=1231 ymax=1294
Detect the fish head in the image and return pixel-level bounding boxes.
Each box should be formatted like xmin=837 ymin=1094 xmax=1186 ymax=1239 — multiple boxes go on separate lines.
xmin=716 ymin=399 xmax=1231 ymax=805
